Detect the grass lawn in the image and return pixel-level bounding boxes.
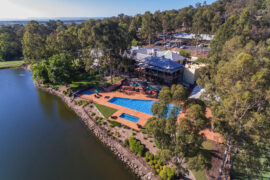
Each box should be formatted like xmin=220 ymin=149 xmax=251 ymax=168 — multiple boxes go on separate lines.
xmin=69 ymin=73 xmax=101 ymax=90
xmin=106 ymin=76 xmax=123 ymax=84
xmin=94 ymin=103 xmax=117 ymax=118
xmin=192 ymin=140 xmax=213 ymax=180
xmin=0 ymin=60 xmax=24 ymax=68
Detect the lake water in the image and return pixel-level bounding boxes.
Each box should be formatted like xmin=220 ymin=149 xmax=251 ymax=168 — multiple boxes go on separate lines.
xmin=0 ymin=69 xmax=136 ymax=180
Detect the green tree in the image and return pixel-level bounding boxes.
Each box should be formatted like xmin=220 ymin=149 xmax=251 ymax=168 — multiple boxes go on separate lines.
xmin=46 ymin=53 xmax=73 ymax=84
xmin=22 ymin=21 xmax=47 ymax=62
xmin=199 ymin=52 xmax=270 ymax=178
xmin=31 ymin=60 xmax=49 ymax=83
xmin=0 ymin=26 xmax=22 ymax=60
xmin=141 ymin=11 xmax=157 ymax=44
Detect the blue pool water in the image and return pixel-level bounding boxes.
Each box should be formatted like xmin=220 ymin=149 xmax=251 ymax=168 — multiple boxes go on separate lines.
xmin=83 ymin=90 xmax=94 ymax=95
xmin=108 ymin=97 xmax=178 ymax=115
xmin=120 ymin=113 xmax=139 ymax=122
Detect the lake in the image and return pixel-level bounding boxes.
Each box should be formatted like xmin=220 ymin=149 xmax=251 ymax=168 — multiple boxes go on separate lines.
xmin=0 ymin=69 xmax=136 ymax=180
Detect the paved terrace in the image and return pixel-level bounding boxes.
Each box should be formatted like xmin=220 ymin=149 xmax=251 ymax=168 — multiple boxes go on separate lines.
xmin=80 ymin=86 xmax=158 ymax=130
xmin=80 ymin=85 xmax=223 ymax=143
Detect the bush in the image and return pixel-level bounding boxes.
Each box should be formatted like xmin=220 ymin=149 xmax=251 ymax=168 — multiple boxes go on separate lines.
xmin=124 ymin=139 xmax=129 ymax=147
xmin=114 ymin=131 xmax=120 ymax=137
xmin=108 ymin=120 xmax=121 ymax=127
xmin=75 ymin=100 xmax=88 ymax=107
xmin=63 ymin=89 xmax=72 ymax=97
xmin=95 ymin=116 xmax=99 ymax=121
xmin=128 ymin=136 xmax=145 ymax=156
xmin=91 ymin=112 xmax=96 ymax=116
xmin=132 ymin=132 xmax=136 ymax=136
xmin=159 ymin=166 xmax=175 ymax=180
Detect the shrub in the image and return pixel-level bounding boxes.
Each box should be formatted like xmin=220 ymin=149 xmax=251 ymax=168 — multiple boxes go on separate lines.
xmin=114 ymin=131 xmax=120 ymax=137
xmin=159 ymin=166 xmax=175 ymax=180
xmin=108 ymin=120 xmax=121 ymax=127
xmin=63 ymin=89 xmax=72 ymax=97
xmin=128 ymin=136 xmax=145 ymax=156
xmin=95 ymin=116 xmax=99 ymax=121
xmin=132 ymin=132 xmax=136 ymax=136
xmin=123 ymin=126 xmax=130 ymax=129
xmin=149 ymin=154 xmax=154 ymax=161
xmin=91 ymin=112 xmax=96 ymax=116
xmin=124 ymin=139 xmax=129 ymax=147
xmin=89 ymin=104 xmax=93 ymax=108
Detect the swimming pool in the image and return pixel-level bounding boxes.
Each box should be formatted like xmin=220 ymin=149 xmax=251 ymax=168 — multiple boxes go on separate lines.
xmin=120 ymin=113 xmax=139 ymax=122
xmin=108 ymin=97 xmax=178 ymax=115
xmin=83 ymin=90 xmax=94 ymax=95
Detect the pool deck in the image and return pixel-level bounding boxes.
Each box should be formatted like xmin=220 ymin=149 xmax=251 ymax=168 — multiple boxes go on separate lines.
xmin=80 ymin=88 xmax=223 ymax=143
xmin=80 ymin=88 xmax=158 ymax=130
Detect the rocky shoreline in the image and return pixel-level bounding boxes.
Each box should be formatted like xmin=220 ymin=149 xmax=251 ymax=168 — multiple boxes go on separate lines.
xmin=36 ymin=84 xmax=159 ymax=180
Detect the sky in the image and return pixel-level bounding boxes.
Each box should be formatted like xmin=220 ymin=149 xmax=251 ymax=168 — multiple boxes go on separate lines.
xmin=0 ymin=0 xmax=217 ymax=20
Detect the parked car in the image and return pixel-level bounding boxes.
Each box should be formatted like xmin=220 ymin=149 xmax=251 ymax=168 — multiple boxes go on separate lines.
xmin=154 ymin=42 xmax=162 ymax=46
xmin=180 ymin=45 xmax=187 ymax=49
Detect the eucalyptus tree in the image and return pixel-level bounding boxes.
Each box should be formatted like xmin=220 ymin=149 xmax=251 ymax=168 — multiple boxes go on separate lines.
xmin=141 ymin=11 xmax=158 ymax=44
xmin=0 ymin=26 xmax=22 ymax=60
xmin=91 ymin=19 xmax=131 ymax=83
xmin=22 ymin=21 xmax=48 ymax=62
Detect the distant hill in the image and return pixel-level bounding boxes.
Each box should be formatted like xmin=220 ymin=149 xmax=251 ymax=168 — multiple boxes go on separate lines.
xmin=0 ymin=17 xmax=105 ymax=26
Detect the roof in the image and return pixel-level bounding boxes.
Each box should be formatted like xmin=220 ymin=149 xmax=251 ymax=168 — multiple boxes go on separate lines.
xmin=139 ymin=56 xmax=183 ymax=73
xmin=174 ymin=33 xmax=214 ymax=41
xmin=189 ymin=85 xmax=205 ymax=99
xmin=157 ymin=51 xmax=185 ymax=62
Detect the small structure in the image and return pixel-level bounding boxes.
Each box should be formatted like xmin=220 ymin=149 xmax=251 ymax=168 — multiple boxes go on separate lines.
xmin=189 ymin=85 xmax=205 ymax=99
xmin=183 ymin=63 xmax=205 ymax=85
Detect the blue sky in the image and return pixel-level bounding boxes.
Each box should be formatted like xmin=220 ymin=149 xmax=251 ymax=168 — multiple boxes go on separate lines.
xmin=0 ymin=0 xmax=216 ymax=20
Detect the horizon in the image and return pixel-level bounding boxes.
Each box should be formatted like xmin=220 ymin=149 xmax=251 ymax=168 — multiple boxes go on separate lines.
xmin=0 ymin=0 xmax=216 ymax=21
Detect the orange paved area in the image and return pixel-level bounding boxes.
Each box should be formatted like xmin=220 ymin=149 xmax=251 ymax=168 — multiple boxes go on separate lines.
xmin=80 ymin=89 xmax=158 ymax=130
xmin=81 ymin=88 xmax=223 ymax=143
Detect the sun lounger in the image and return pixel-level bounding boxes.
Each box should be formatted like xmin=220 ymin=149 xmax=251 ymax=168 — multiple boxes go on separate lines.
xmin=111 ymin=116 xmax=118 ymax=119
xmin=105 ymin=96 xmax=110 ymax=99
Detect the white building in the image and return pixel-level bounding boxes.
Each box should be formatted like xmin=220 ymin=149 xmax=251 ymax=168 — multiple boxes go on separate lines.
xmin=183 ymin=63 xmax=205 ymax=85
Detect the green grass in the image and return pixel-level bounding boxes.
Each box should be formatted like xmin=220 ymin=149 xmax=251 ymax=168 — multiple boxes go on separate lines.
xmin=107 ymin=76 xmax=123 ymax=84
xmin=192 ymin=140 xmax=213 ymax=180
xmin=69 ymin=73 xmax=100 ymax=90
xmin=193 ymin=170 xmax=207 ymax=180
xmin=94 ymin=103 xmax=117 ymax=118
xmin=0 ymin=60 xmax=24 ymax=68
xmin=202 ymin=140 xmax=213 ymax=150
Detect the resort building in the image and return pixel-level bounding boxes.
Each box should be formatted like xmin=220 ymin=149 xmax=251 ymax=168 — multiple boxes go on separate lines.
xmin=136 ymin=56 xmax=184 ymax=84
xmin=131 ymin=46 xmax=186 ymax=64
xmin=131 ymin=46 xmax=185 ymax=84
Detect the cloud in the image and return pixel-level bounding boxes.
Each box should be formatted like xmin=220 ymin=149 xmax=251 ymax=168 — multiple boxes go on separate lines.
xmin=0 ymin=0 xmax=45 ymax=19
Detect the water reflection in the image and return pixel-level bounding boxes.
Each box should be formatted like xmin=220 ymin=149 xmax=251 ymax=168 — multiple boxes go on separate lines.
xmin=0 ymin=69 xmax=136 ymax=180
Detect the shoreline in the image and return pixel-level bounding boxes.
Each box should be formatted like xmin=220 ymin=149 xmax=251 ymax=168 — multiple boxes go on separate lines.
xmin=35 ymin=84 xmax=158 ymax=180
